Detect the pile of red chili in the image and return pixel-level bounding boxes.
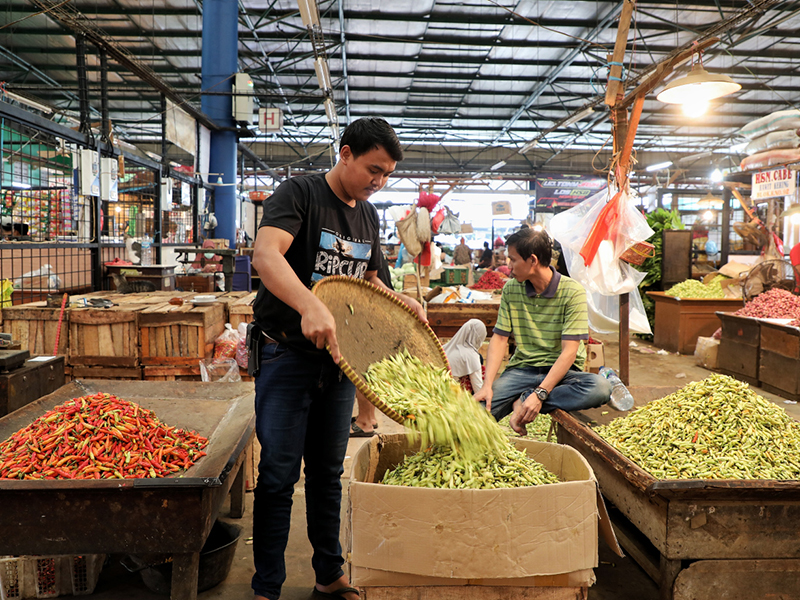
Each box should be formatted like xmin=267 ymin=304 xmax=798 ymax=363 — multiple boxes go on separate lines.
xmin=734 ymin=288 xmax=800 ymax=320
xmin=0 ymin=393 xmax=208 ymax=480
xmin=471 ymin=270 xmax=508 ymax=290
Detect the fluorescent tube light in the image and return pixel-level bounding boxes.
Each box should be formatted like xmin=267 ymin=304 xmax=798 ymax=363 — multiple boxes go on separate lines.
xmin=645 ymin=161 xmax=673 ymax=172
xmin=562 ymin=107 xmax=594 ymax=127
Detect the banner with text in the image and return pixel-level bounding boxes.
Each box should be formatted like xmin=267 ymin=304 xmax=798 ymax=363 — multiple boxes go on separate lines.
xmin=533 ymin=173 xmax=607 ymax=209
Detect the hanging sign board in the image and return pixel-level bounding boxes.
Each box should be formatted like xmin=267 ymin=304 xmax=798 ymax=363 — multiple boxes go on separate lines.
xmin=534 ymin=173 xmax=607 ymax=209
xmin=492 ymin=200 xmax=512 ymax=215
xmin=751 ymin=167 xmax=796 ymax=200
xmin=258 ymin=108 xmax=284 ymax=133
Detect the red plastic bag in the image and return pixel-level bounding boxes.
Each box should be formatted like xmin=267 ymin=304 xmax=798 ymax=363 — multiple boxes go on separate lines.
xmin=213 ymin=324 xmax=240 ymax=362
xmin=430 ymin=208 xmax=445 ymax=234
xmin=579 ymin=190 xmax=622 ymax=267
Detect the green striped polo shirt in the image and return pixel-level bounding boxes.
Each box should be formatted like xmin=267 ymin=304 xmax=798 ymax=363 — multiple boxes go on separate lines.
xmin=493 ymin=267 xmax=588 ymax=370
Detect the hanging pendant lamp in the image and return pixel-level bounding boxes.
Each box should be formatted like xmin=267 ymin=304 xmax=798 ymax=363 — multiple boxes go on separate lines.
xmin=657 ymin=52 xmax=741 ymax=105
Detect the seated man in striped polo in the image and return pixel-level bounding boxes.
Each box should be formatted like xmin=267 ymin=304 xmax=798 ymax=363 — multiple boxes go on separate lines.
xmin=473 ymin=227 xmax=611 ymax=433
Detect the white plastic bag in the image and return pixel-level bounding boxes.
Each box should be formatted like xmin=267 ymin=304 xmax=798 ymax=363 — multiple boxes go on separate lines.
xmin=200 ymin=358 xmax=241 ymax=382
xmin=549 ymin=188 xmax=653 ymax=335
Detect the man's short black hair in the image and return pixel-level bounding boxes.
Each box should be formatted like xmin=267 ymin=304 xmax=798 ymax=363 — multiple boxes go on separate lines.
xmin=506 ymin=228 xmax=552 ymax=266
xmin=340 ymin=118 xmax=403 ymax=162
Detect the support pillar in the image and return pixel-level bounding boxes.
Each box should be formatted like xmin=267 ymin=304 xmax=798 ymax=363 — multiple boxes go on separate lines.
xmin=201 ymin=0 xmax=238 ymax=246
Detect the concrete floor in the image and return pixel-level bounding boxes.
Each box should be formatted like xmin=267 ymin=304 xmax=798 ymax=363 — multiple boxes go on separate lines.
xmin=85 ymin=332 xmax=798 ymax=599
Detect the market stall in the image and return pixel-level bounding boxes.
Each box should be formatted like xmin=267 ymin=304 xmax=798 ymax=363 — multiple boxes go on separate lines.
xmin=554 ymin=392 xmax=800 ymax=600
xmin=0 ymin=380 xmax=254 ymax=600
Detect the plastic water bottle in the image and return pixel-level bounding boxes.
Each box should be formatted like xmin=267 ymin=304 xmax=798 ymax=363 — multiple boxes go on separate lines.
xmin=140 ymin=237 xmax=153 ymax=266
xmin=598 ymin=366 xmax=635 ymax=411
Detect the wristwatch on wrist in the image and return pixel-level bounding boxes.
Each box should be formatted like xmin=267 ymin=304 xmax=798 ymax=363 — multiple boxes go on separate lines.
xmin=532 ymin=387 xmax=549 ymax=402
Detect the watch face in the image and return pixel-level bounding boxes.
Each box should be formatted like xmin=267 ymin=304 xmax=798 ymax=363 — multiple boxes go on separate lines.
xmin=536 ymin=388 xmax=548 ymax=401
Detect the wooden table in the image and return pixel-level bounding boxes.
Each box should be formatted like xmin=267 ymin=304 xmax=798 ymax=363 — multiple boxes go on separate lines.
xmin=106 ymin=264 xmax=176 ymax=291
xmin=172 ymin=247 xmax=236 ymax=292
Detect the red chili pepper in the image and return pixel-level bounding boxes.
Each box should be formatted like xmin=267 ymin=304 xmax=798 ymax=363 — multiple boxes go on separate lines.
xmin=0 ymin=394 xmax=208 ymax=480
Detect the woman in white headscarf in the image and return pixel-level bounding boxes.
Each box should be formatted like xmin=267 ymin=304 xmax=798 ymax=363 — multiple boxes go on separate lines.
xmin=443 ymin=319 xmax=487 ymax=394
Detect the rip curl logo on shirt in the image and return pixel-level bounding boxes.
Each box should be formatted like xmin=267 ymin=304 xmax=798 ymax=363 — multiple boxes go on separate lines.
xmin=313 ymin=230 xmax=372 ymax=282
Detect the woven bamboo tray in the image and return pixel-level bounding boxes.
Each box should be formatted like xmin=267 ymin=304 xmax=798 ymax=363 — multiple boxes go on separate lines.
xmin=312 ymin=276 xmax=449 ymax=424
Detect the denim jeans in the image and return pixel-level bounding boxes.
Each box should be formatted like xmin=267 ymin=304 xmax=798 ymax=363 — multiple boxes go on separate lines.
xmin=488 ymin=365 xmax=612 ymax=421
xmin=251 ymin=341 xmax=355 ymax=600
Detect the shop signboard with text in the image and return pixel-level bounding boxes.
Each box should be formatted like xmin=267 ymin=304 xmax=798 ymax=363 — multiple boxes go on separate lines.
xmin=533 ymin=173 xmax=607 ymax=209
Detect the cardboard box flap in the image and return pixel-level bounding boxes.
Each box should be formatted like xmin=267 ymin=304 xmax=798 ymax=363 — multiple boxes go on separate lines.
xmin=595 ymin=485 xmax=624 ymax=558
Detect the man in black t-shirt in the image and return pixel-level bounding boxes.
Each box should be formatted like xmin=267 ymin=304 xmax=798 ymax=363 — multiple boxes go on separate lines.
xmin=250 ymin=118 xmax=425 ymax=600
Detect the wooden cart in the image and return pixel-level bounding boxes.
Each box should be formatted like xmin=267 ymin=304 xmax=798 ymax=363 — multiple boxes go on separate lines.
xmin=553 ymin=403 xmax=800 ymax=600
xmin=0 ymin=380 xmax=254 ymax=600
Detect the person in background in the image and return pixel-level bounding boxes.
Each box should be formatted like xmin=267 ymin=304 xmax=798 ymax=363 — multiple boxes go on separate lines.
xmin=251 ymin=117 xmax=426 ymax=600
xmin=473 ymin=228 xmax=610 ymax=434
xmin=453 ymin=237 xmax=472 ymax=265
xmin=477 ymin=241 xmax=493 ymax=268
xmin=443 ymin=319 xmax=487 ymax=394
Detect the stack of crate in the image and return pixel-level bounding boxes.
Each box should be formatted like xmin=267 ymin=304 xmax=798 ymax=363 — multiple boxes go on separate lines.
xmin=140 ymin=291 xmax=250 ymax=381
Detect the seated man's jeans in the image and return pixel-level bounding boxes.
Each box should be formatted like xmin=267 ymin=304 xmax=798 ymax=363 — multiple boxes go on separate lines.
xmin=487 ymin=365 xmax=612 ymax=421
xmin=251 ymin=341 xmax=355 ymax=600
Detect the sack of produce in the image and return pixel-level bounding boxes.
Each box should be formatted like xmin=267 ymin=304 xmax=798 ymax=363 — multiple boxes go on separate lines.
xmin=213 ymin=323 xmax=240 ymax=362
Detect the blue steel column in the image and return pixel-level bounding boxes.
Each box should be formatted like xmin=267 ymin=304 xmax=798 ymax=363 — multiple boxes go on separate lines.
xmin=201 ymin=0 xmax=238 ymax=245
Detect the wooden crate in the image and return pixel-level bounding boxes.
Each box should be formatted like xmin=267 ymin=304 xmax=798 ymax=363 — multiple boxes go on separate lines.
xmin=716 ymin=312 xmax=760 ymax=385
xmin=69 ymin=365 xmax=143 ymax=380
xmin=360 ymin=586 xmax=588 ymax=599
xmin=139 ymin=301 xmax=226 ymax=366
xmin=142 ymin=365 xmax=202 ymax=381
xmin=647 ymin=292 xmax=745 ymax=355
xmin=228 ymin=291 xmax=257 ymax=329
xmin=68 ymin=307 xmax=143 ymax=367
xmin=426 ymin=300 xmax=500 ymax=338
xmin=1 ymin=303 xmax=69 ymax=356
xmin=758 ymin=321 xmax=800 ymax=399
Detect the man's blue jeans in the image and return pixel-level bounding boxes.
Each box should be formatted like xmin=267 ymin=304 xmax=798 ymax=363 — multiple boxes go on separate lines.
xmin=488 ymin=365 xmax=612 ymax=421
xmin=251 ymin=341 xmax=355 ymax=600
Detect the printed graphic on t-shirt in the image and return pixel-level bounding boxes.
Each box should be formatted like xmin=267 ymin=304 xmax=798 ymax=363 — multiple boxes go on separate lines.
xmin=312 ymin=229 xmax=373 ymax=282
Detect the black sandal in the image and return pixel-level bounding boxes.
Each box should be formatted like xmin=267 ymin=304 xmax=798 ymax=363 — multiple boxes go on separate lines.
xmin=312 ymin=586 xmax=360 ymax=598
xmin=351 ymin=416 xmax=378 ymax=429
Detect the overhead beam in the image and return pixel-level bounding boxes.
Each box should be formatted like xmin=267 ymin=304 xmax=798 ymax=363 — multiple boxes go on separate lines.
xmin=492 ymin=1 xmax=625 ymax=144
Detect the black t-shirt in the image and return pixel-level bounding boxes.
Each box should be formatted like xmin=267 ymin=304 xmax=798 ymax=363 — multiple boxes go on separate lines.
xmin=253 ymin=173 xmax=382 ymax=354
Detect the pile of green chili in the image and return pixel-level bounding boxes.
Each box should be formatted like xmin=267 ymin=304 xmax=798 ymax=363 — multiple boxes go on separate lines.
xmin=596 ymin=374 xmax=800 ymax=480
xmin=366 ymin=350 xmax=559 ymax=488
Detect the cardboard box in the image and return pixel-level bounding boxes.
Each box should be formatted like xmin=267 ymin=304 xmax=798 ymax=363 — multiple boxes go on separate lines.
xmin=693 ymin=336 xmax=719 ymax=369
xmin=583 ymin=341 xmax=604 ymax=374
xmin=348 ymin=433 xmax=614 ymax=587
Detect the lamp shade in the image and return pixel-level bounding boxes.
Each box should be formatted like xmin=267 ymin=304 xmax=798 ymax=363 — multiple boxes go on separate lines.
xmin=656 ymin=64 xmax=741 ymax=104
xmin=779 ymin=204 xmax=800 ymax=219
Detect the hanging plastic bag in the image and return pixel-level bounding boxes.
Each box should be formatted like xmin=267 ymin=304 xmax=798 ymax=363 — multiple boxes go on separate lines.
xmin=235 ymin=322 xmax=249 ymax=369
xmin=438 ymin=206 xmax=462 ymax=235
xmin=549 ymin=188 xmax=653 ymax=335
xmin=213 ymin=323 xmax=240 ymax=362
xmin=200 ymin=358 xmax=242 ymax=382
xmin=430 ymin=208 xmax=446 ymax=234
